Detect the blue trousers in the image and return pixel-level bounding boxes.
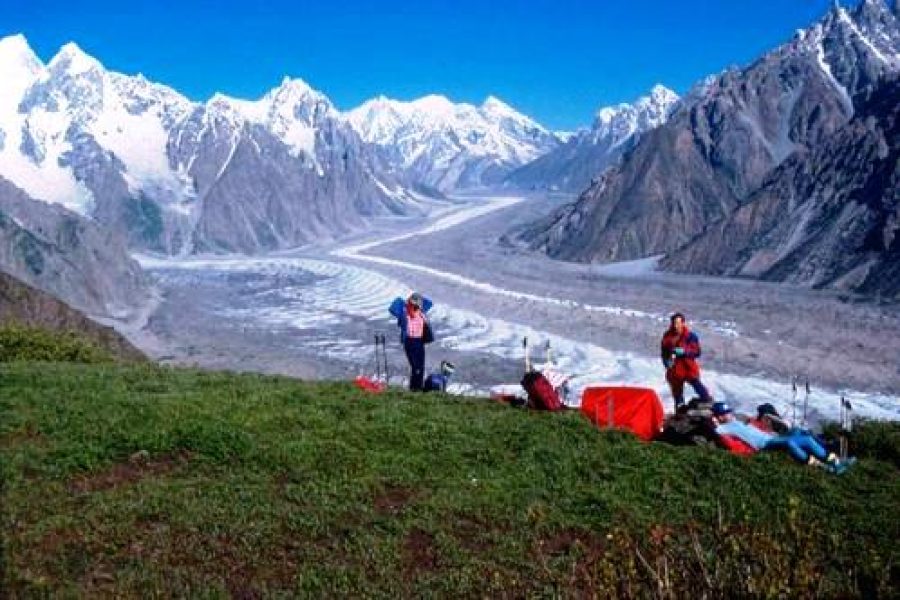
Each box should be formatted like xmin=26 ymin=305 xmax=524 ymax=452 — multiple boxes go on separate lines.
xmin=764 ymin=430 xmax=828 ymax=464
xmin=404 ymin=337 xmax=425 ymax=391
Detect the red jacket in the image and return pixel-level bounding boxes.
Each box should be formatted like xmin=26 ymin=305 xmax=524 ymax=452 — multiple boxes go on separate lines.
xmin=661 ymin=326 xmax=702 ymax=381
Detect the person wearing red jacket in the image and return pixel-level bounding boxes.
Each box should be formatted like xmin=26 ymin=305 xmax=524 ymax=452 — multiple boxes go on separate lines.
xmin=660 ymin=312 xmax=712 ymax=410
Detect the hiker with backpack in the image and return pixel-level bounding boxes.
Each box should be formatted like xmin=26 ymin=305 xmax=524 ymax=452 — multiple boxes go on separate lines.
xmin=710 ymin=402 xmax=855 ymax=474
xmin=388 ymin=292 xmax=434 ymax=391
xmin=660 ymin=312 xmax=713 ymax=411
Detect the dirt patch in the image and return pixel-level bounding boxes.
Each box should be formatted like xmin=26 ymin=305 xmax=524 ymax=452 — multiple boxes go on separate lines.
xmin=536 ymin=528 xmax=606 ymax=559
xmin=451 ymin=515 xmax=495 ymax=554
xmin=68 ymin=450 xmax=192 ymax=493
xmin=373 ymin=484 xmax=419 ymax=515
xmin=403 ymin=528 xmax=438 ymax=573
xmin=532 ymin=528 xmax=617 ymax=595
xmin=37 ymin=526 xmax=87 ymax=554
xmin=0 ymin=423 xmax=46 ymax=447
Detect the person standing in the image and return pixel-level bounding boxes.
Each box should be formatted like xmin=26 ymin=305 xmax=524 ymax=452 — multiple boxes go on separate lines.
xmin=389 ymin=292 xmax=434 ymax=391
xmin=660 ymin=312 xmax=712 ymax=410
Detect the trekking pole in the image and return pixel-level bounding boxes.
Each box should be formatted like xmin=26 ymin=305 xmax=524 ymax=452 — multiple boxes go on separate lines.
xmin=839 ymin=396 xmax=847 ymax=460
xmin=791 ymin=377 xmax=798 ymax=426
xmin=381 ymin=333 xmax=390 ymax=385
xmin=523 ymin=337 xmax=531 ymax=373
xmin=802 ymin=380 xmax=810 ymax=430
xmin=546 ymin=340 xmax=553 ymax=367
xmin=840 ymin=397 xmax=853 ymax=460
xmin=373 ymin=332 xmax=385 ymax=384
xmin=373 ymin=333 xmax=381 ymax=380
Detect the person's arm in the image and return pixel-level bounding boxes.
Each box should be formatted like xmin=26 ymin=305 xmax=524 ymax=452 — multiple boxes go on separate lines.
xmin=682 ymin=332 xmax=701 ymax=359
xmin=422 ymin=296 xmax=434 ymax=314
xmin=717 ymin=420 xmax=770 ymax=450
xmin=388 ymin=297 xmax=405 ymax=319
xmin=661 ymin=337 xmax=673 ymax=368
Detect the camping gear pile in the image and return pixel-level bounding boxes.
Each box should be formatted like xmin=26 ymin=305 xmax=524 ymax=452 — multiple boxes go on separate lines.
xmin=354 ymin=332 xmax=389 ymax=394
xmin=490 ymin=337 xmax=570 ymax=410
xmin=356 ymin=323 xmax=858 ymax=467
xmin=355 ymin=330 xmax=455 ymax=395
xmin=424 ymin=361 xmax=456 ymax=393
xmin=520 ymin=338 xmax=566 ymax=411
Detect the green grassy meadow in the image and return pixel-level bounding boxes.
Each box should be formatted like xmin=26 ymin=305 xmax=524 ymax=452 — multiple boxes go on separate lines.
xmin=1 ymin=361 xmax=898 ymax=598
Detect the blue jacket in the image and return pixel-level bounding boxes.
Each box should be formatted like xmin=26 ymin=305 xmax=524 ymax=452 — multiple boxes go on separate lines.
xmin=715 ymin=420 xmax=774 ymax=450
xmin=389 ymin=296 xmax=433 ymax=343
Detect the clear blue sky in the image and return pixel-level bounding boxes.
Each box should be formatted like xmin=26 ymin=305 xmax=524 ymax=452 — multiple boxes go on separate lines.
xmin=4 ymin=0 xmax=845 ymax=130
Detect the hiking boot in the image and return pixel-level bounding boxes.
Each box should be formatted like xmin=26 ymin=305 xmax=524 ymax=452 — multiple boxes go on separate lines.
xmin=828 ymin=462 xmax=848 ymax=475
xmin=827 ymin=458 xmax=856 ymax=475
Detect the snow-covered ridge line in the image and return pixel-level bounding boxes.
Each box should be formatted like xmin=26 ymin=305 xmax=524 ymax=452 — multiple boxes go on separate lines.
xmin=343 ymin=91 xmax=563 ymax=191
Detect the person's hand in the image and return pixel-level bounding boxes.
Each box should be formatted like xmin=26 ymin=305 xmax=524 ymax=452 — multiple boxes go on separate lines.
xmin=674 ymin=347 xmax=686 ymax=357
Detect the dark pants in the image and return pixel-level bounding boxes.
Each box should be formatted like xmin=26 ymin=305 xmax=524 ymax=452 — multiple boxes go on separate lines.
xmin=404 ymin=337 xmax=425 ymax=391
xmin=669 ymin=377 xmax=711 ymax=409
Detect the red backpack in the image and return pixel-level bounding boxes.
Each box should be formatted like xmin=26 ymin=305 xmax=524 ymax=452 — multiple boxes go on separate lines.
xmin=521 ymin=371 xmax=563 ymax=411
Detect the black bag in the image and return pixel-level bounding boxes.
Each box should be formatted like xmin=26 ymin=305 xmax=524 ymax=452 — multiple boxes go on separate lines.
xmin=422 ymin=320 xmax=435 ymax=344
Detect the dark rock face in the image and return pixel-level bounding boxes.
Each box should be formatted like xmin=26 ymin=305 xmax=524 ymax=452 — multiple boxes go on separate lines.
xmin=0 ymin=270 xmax=145 ymax=361
xmin=522 ymin=1 xmax=899 ymax=268
xmin=169 ymin=103 xmax=414 ymax=255
xmin=0 ymin=176 xmax=149 ymax=318
xmin=663 ymin=78 xmax=900 ymax=297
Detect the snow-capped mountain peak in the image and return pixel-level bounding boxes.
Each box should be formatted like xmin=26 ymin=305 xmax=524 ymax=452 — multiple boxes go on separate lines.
xmin=0 ymin=34 xmax=44 ymax=108
xmin=48 ymin=41 xmax=102 ymax=75
xmin=408 ymin=94 xmax=457 ymax=115
xmin=646 ymin=84 xmax=679 ymax=106
xmin=264 ymin=76 xmax=333 ymax=111
xmin=203 ymin=77 xmax=336 ymax=158
xmin=0 ymin=33 xmax=42 ymax=73
xmin=505 ymin=84 xmax=680 ymax=193
xmin=481 ymin=95 xmax=517 ymax=115
xmin=344 ymin=92 xmax=559 ymax=191
xmin=593 ymin=84 xmax=679 ymax=145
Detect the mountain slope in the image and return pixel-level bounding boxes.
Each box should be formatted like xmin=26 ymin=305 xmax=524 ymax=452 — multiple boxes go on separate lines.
xmin=662 ymin=77 xmax=900 ymax=296
xmin=0 ymin=37 xmax=423 ymax=255
xmin=521 ymin=0 xmax=900 ymax=264
xmin=345 ymin=94 xmax=560 ymax=192
xmin=505 ymin=85 xmax=679 ymax=193
xmin=0 ymin=270 xmax=145 ymax=361
xmin=0 ymin=176 xmax=148 ymax=318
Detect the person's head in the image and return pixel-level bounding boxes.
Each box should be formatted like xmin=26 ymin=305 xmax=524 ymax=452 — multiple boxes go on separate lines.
xmin=757 ymin=403 xmax=780 ymax=420
xmin=711 ymin=401 xmax=734 ymax=423
xmin=670 ymin=312 xmax=686 ymax=334
xmin=407 ymin=292 xmax=423 ymax=312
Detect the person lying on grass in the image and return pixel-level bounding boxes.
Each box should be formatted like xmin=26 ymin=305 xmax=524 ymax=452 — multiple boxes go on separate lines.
xmin=711 ymin=401 xmax=855 ymax=474
xmin=746 ymin=402 xmax=791 ymax=434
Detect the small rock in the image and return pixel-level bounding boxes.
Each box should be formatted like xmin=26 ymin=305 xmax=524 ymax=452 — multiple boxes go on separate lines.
xmin=129 ymin=450 xmax=150 ymax=465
